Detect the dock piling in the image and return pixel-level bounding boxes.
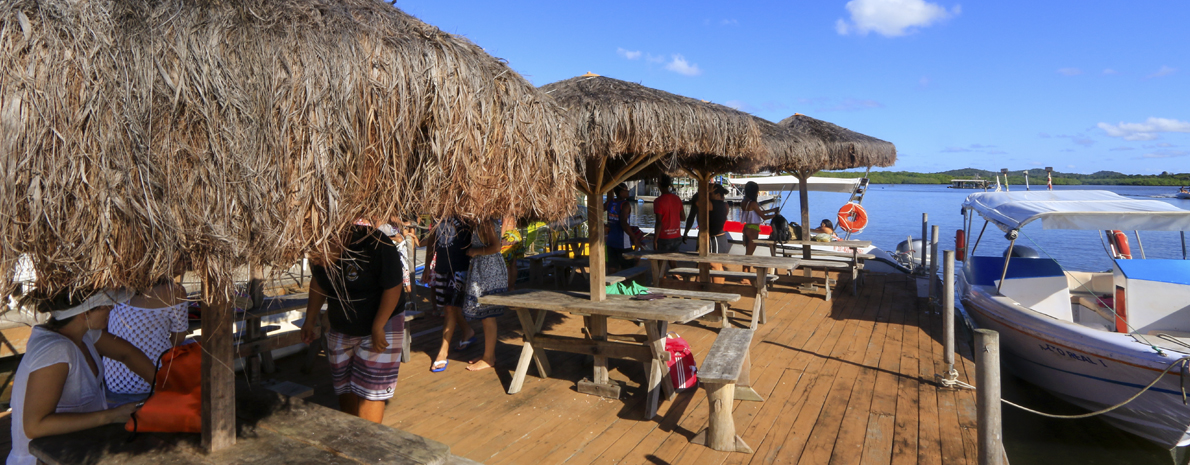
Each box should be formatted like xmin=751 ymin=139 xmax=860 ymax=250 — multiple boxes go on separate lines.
xmin=920 ymin=213 xmax=929 ymax=273
xmin=975 ymin=329 xmax=1003 ymax=465
xmin=928 ymin=224 xmax=940 ymax=302
xmin=940 ymin=250 xmax=959 ymax=387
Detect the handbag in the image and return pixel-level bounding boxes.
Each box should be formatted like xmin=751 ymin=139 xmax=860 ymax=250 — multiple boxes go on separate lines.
xmin=664 ymin=332 xmax=698 ymax=391
xmin=125 ymin=342 xmax=203 ymax=433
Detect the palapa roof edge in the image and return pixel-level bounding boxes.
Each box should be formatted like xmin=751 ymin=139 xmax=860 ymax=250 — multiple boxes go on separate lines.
xmin=0 ymin=0 xmax=579 ymax=298
xmin=768 ymin=114 xmax=897 ymax=172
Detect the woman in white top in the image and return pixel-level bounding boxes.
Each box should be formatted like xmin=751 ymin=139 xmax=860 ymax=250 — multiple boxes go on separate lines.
xmin=103 ymin=278 xmax=190 ymax=405
xmin=8 ymin=288 xmax=156 ymax=465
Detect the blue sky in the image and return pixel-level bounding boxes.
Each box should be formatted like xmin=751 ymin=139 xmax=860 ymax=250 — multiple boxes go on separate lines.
xmin=399 ymin=1 xmax=1189 ymax=175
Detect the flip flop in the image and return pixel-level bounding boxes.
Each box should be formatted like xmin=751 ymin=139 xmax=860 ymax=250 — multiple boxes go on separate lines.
xmin=456 ymin=336 xmax=478 ymax=350
xmin=431 ymin=360 xmax=448 ymax=372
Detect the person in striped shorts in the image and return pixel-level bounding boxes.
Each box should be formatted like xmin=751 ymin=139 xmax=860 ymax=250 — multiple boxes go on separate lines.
xmin=301 ymin=224 xmax=405 ymax=423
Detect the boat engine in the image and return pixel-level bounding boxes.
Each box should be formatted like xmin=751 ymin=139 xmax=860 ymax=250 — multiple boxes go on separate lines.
xmin=893 ymin=238 xmax=928 ymax=269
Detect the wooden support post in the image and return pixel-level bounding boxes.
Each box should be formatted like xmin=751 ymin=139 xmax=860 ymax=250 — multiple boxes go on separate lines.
xmin=246 ymin=264 xmax=267 ymax=383
xmin=920 ymin=213 xmax=929 ymax=273
xmin=588 ymin=159 xmax=607 ymax=302
xmin=734 ymin=351 xmax=764 ymax=402
xmin=697 ymin=172 xmax=712 ymax=285
xmin=577 ymin=315 xmax=621 ymax=399
xmin=975 ymin=329 xmax=1003 ymax=465
xmin=929 ymin=224 xmax=939 ymax=301
xmin=201 ymin=276 xmax=236 ymax=452
xmin=691 ymin=382 xmax=752 ymax=454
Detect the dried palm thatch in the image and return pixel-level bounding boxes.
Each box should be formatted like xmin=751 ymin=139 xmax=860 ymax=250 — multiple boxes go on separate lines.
xmin=540 ymin=74 xmax=767 ymax=190
xmin=0 ymin=0 xmax=578 ymax=299
xmin=771 ymin=114 xmax=896 ymax=172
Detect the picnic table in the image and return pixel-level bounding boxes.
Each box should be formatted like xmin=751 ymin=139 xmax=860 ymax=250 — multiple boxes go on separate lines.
xmin=626 ymin=252 xmax=800 ymax=328
xmin=30 ymin=385 xmax=475 ymax=465
xmin=478 ymin=288 xmax=714 ymax=419
xmin=186 ymin=295 xmax=307 ymax=384
xmin=754 ymin=239 xmax=873 ymax=300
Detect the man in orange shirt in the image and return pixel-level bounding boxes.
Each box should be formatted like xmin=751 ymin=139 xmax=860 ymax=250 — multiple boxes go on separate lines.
xmin=652 ymin=176 xmax=687 ymax=273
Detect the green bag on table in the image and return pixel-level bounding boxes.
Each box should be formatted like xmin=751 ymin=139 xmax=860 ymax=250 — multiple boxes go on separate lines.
xmin=606 ymin=281 xmax=650 ymax=295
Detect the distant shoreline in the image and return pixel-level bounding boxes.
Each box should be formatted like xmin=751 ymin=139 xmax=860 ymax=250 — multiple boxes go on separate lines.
xmin=810 ymin=169 xmax=1190 ymax=187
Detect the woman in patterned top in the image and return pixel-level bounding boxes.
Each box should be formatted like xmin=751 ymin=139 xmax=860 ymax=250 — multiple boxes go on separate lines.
xmin=103 ymin=268 xmax=190 ymax=406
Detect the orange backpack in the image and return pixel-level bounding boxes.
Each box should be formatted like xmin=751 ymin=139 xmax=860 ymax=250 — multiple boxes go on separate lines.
xmin=125 ymin=342 xmax=203 ymax=433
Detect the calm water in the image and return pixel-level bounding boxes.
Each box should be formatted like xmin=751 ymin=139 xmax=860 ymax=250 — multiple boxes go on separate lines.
xmin=643 ymin=184 xmax=1190 ymax=463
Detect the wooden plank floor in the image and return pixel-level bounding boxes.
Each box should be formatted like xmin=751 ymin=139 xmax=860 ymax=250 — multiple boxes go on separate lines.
xmin=0 ymin=271 xmax=980 ymax=464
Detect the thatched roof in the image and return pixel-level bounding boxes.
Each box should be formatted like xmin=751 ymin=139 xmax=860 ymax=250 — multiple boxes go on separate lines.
xmin=0 ymin=0 xmax=578 ymax=297
xmin=770 ymin=114 xmax=897 ymax=172
xmin=540 ymin=74 xmax=767 ymax=187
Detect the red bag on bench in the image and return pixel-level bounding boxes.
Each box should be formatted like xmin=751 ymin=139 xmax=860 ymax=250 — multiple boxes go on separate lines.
xmin=665 ymin=332 xmax=698 ymax=391
xmin=125 ymin=342 xmax=203 ymax=433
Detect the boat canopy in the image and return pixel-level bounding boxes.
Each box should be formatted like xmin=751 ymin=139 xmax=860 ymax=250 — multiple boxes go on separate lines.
xmin=962 ymin=190 xmax=1190 ymax=232
xmin=727 ymin=176 xmax=860 ymax=193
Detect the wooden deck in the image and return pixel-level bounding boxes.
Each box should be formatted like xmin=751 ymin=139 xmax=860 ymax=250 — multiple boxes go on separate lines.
xmin=0 ymin=271 xmax=981 ymax=464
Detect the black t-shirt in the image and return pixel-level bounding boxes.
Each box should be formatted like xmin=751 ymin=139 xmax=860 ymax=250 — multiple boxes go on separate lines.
xmin=311 ymin=227 xmax=404 ymax=336
xmin=684 ymin=198 xmax=730 ymax=236
xmin=434 ymin=218 xmax=473 ymax=274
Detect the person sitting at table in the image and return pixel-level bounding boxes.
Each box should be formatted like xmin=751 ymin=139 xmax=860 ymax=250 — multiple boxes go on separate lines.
xmin=605 ymin=183 xmax=640 ymax=272
xmin=301 ymin=224 xmax=405 ymax=424
xmin=683 ymin=184 xmax=731 ymax=283
xmin=103 ymin=266 xmax=190 ymax=407
xmin=810 ymin=219 xmax=838 ymax=242
xmin=8 ymin=287 xmax=157 ymax=465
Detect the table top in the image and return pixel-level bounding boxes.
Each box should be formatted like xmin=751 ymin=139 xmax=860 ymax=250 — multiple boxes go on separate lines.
xmin=479 ymin=289 xmax=714 ymax=323
xmin=30 ymin=387 xmax=453 ymax=465
xmin=625 ymin=251 xmax=800 ymax=270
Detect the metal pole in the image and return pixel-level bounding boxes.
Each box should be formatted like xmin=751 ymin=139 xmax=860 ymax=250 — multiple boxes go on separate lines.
xmin=976 ymin=329 xmax=1003 ymax=465
xmin=1182 ymin=231 xmax=1187 ymax=260
xmin=929 ymin=225 xmax=940 ymax=301
xmin=1024 ymin=171 xmax=1030 ymax=191
xmin=1134 ymin=231 xmax=1146 ymax=259
xmin=943 ymin=250 xmax=957 ymax=383
xmin=998 ymin=236 xmax=1016 ymax=293
xmin=920 ymin=213 xmax=929 ymax=273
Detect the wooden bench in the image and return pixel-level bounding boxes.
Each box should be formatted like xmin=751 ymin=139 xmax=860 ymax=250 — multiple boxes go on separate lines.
xmin=767 ymin=244 xmax=868 ymax=301
xmin=549 ymin=257 xmax=590 ymax=287
xmin=692 ymin=327 xmax=762 ymax=454
xmin=606 ymin=265 xmax=651 ymax=285
xmin=526 ymin=250 xmax=569 ymax=285
xmin=646 ymin=288 xmax=741 ymax=328
xmin=666 ymin=267 xmax=779 ymax=284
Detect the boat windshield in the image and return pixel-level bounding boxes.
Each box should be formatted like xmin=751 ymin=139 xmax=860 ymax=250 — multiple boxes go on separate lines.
xmin=961 ymin=190 xmax=1190 ymax=232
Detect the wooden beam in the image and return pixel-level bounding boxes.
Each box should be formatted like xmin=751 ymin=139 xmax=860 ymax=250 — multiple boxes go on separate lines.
xmin=799 ymin=169 xmax=812 ymax=261
xmin=696 ymin=170 xmax=712 ymax=284
xmin=201 ymin=275 xmax=236 ymax=452
xmin=606 ymin=153 xmax=652 ymax=191
xmin=587 ymin=158 xmax=607 ymax=302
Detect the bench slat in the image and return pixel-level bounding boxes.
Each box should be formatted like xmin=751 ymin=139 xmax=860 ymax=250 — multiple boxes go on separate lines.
xmin=699 ymin=328 xmax=754 ymax=383
xmin=648 ymin=288 xmax=741 ymax=302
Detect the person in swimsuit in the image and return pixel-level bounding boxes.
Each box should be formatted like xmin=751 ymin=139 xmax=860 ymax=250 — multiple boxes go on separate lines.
xmin=810 ymin=219 xmax=837 ymax=242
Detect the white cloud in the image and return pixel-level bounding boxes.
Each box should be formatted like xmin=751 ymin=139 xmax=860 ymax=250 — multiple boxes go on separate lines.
xmin=1102 ymin=68 xmax=1118 ymax=75
xmin=1098 ymin=117 xmax=1190 ymax=141
xmin=645 ymin=53 xmax=666 ymax=64
xmin=835 ymin=0 xmax=959 ymax=37
xmin=1067 ymin=164 xmax=1076 ymax=168
xmin=664 ymin=55 xmax=703 ymax=76
xmin=1109 ymin=146 xmax=1134 ymax=151
xmin=1147 ymin=65 xmax=1177 ymax=78
xmin=616 ymin=48 xmax=642 ymax=60
xmin=1142 ymin=150 xmax=1189 ymax=159
xmin=721 ymin=19 xmax=739 ymax=26
xmin=1057 ymin=68 xmax=1082 ymax=76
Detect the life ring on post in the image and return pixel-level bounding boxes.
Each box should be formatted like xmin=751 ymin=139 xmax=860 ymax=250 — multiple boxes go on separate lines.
xmin=1108 ymin=230 xmax=1132 ymax=259
xmin=955 ymin=229 xmax=966 ymax=261
xmin=836 ymin=202 xmax=869 ymax=233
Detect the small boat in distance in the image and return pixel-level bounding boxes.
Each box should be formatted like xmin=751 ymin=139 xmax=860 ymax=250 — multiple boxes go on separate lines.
xmin=957 ymin=190 xmax=1190 ymax=449
xmin=949 ymin=178 xmax=990 ymax=189
xmin=1176 ymin=186 xmax=1190 ymax=199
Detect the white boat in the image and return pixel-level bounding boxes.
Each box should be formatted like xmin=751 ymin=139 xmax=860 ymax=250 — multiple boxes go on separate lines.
xmin=1176 ymin=191 xmax=1190 ymax=200
xmin=957 ymin=190 xmax=1190 ymax=449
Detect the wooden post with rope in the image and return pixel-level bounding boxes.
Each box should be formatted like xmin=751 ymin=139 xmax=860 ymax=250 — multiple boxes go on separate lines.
xmin=975 ymin=329 xmax=1003 ymax=465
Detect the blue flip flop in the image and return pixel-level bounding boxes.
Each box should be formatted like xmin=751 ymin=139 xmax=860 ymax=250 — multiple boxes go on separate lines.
xmin=457 ymin=336 xmax=478 ymax=350
xmin=431 ymin=360 xmax=448 ymax=372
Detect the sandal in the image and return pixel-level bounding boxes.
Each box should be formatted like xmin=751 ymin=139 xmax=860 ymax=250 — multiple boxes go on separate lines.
xmin=456 ymin=336 xmax=478 ymax=350
xmin=431 ymin=360 xmax=448 ymax=372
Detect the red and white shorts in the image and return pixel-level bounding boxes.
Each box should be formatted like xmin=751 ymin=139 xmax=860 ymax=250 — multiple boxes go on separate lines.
xmin=326 ymin=314 xmax=404 ymax=401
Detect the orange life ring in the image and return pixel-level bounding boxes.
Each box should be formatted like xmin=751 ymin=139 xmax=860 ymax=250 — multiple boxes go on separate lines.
xmin=836 ymin=202 xmax=869 ymax=233
xmin=1109 ymin=230 xmax=1132 ymax=259
xmin=955 ymin=229 xmax=966 ymax=261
